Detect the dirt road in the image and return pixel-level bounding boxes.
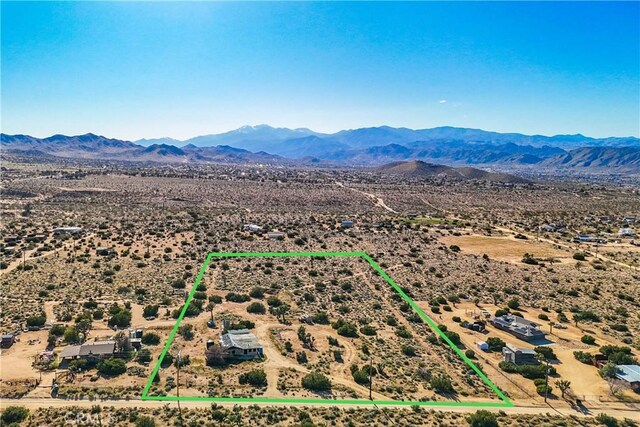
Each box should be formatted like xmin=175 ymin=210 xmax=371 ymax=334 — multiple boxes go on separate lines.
xmin=3 ymin=397 xmax=639 ymax=421
xmin=334 ymin=181 xmax=397 ymax=213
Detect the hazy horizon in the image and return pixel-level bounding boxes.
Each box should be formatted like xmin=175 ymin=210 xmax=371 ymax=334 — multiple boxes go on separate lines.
xmin=4 ymin=123 xmax=640 ymax=143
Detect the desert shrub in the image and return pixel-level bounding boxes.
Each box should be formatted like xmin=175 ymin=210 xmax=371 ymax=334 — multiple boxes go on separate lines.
xmin=467 ymin=410 xmax=498 ymax=427
xmin=401 ymin=345 xmax=417 ymax=356
xmin=301 ymin=371 xmax=331 ymax=391
xmin=311 ymin=312 xmax=330 ymax=324
xmin=499 ymin=361 xmax=555 ymax=379
xmin=507 ymin=298 xmax=520 ymax=310
xmin=573 ymin=351 xmax=594 ymax=364
xmin=534 ymin=346 xmax=556 ymax=360
xmin=142 ymin=332 xmax=161 ymax=345
xmin=573 ymin=252 xmax=586 ymax=261
xmin=600 ymin=345 xmax=635 ymax=364
xmin=332 ymin=320 xmax=358 ymax=337
xmin=137 ymin=348 xmax=152 ymax=364
xmin=108 ymin=308 xmax=132 ymax=328
xmin=50 ymin=323 xmax=66 ymax=336
xmin=430 ymin=373 xmax=454 ymax=394
xmin=1 ymin=406 xmax=29 ymax=424
xmin=352 ymin=368 xmax=370 ymax=385
xmin=296 ymin=351 xmax=308 ymax=364
xmin=581 ymin=335 xmax=596 ymax=345
xmin=171 ymin=279 xmax=185 ymax=289
xmin=360 ymin=325 xmax=377 ymax=336
xmin=238 ymin=369 xmax=267 ymax=387
xmin=486 ymin=337 xmax=506 ymax=352
xmin=225 ymin=292 xmax=250 ymax=303
xmin=441 ymin=330 xmax=461 ymax=345
xmin=536 ymin=383 xmax=553 ymax=395
xmin=135 ymin=416 xmax=156 ymax=427
xmin=178 ymin=324 xmax=194 ymax=340
xmin=249 ymin=287 xmax=265 ymax=298
xmin=97 ymin=358 xmax=127 ymax=376
xmin=266 ymin=296 xmax=283 ymax=307
xmin=143 ymin=305 xmax=159 ymax=318
xmin=574 ymin=310 xmax=600 ymax=323
xmin=595 ymin=413 xmax=619 ymax=427
xmin=26 ymin=313 xmax=46 ymax=327
xmin=246 ymin=302 xmax=266 ymax=314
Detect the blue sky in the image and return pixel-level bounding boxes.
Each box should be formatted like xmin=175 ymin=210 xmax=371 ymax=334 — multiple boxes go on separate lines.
xmin=2 ymin=1 xmax=639 ymax=140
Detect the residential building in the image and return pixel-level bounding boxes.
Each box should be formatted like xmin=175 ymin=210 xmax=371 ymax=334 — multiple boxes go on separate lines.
xmin=490 ymin=315 xmax=545 ymax=342
xmin=616 ymin=365 xmax=640 ymax=392
xmin=219 ymin=329 xmax=263 ymax=359
xmin=53 ymin=226 xmax=83 ymax=235
xmin=59 ymin=340 xmax=116 ymax=361
xmin=618 ymin=228 xmax=636 ymax=237
xmin=341 ymin=220 xmax=354 ymax=228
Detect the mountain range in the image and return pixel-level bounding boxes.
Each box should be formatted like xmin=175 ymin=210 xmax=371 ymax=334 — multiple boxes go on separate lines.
xmin=2 ymin=125 xmax=639 ymax=171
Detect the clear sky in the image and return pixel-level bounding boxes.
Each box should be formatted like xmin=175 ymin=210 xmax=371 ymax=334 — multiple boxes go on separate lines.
xmin=2 ymin=1 xmax=639 ymax=140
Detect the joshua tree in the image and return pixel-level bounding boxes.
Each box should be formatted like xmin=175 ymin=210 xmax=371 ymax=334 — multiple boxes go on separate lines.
xmin=556 ymin=379 xmax=571 ymax=398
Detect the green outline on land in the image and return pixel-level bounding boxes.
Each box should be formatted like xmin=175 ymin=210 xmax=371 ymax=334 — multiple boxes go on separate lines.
xmin=141 ymin=251 xmax=513 ymax=407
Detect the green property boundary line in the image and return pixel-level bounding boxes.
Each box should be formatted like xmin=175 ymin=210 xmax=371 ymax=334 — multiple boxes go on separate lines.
xmin=141 ymin=251 xmax=513 ymax=408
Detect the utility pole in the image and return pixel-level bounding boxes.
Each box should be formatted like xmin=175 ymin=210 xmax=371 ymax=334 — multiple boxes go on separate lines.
xmin=176 ymin=350 xmax=183 ymax=425
xmin=368 ymin=356 xmax=373 ymax=400
xmin=543 ymin=357 xmax=550 ymax=403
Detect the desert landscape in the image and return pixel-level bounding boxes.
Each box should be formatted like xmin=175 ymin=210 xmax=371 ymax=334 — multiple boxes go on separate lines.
xmin=1 ymin=156 xmax=639 ymax=426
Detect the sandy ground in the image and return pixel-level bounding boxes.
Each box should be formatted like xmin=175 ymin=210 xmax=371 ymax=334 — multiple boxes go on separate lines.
xmin=439 ymin=234 xmax=572 ymax=264
xmin=420 ymin=301 xmax=640 ymax=405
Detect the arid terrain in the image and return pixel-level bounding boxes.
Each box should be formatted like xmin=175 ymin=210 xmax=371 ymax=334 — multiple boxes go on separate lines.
xmin=1 ymin=156 xmax=639 ymax=426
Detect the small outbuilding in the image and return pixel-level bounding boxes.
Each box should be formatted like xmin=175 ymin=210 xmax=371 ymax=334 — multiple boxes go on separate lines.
xmin=1 ymin=334 xmax=16 ymax=349
xmin=502 ymin=344 xmax=539 ymax=365
xmin=243 ymin=224 xmax=263 ymax=234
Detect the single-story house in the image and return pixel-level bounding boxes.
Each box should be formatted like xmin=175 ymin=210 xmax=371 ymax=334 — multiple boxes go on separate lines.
xmin=59 ymin=340 xmax=116 ymax=361
xmin=490 ymin=315 xmax=545 ymax=342
xmin=3 ymin=235 xmax=20 ymax=244
xmin=53 ymin=227 xmax=83 ymax=235
xmin=341 ymin=220 xmax=354 ymax=228
xmin=267 ymin=232 xmax=285 ymax=240
xmin=616 ymin=365 xmax=640 ymax=392
xmin=477 ymin=341 xmax=489 ymax=351
xmin=96 ymin=247 xmax=115 ymax=256
xmin=219 ymin=329 xmax=263 ymax=359
xmin=618 ymin=228 xmax=636 ymax=237
xmin=502 ymin=344 xmax=539 ymax=365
